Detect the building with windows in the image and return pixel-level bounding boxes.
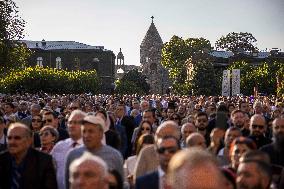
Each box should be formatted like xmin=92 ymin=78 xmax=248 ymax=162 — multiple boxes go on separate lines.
xmin=21 ymin=40 xmax=116 ymax=93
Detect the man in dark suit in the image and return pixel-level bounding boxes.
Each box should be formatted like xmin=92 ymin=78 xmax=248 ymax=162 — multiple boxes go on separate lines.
xmin=0 ymin=122 xmax=57 ymax=189
xmin=135 ymin=136 xmax=180 ymax=189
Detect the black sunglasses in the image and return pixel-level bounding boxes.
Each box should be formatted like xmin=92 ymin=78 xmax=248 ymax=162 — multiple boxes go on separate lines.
xmin=141 ymin=127 xmax=150 ymax=131
xmin=157 ymin=147 xmax=178 ymax=154
xmin=43 ymin=119 xmax=53 ymax=124
xmin=252 ymin=124 xmax=264 ymax=129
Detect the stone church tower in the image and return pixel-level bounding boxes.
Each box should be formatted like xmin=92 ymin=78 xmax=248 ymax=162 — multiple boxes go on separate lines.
xmin=140 ymin=16 xmax=170 ymax=94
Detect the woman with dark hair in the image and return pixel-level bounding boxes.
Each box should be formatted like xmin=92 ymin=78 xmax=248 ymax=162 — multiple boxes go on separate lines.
xmin=169 ymin=113 xmax=181 ymax=126
xmin=108 ymin=169 xmax=123 ymax=189
xmin=30 ymin=114 xmax=43 ymax=148
xmin=228 ymin=136 xmax=257 ymax=173
xmin=132 ymin=120 xmax=153 ymax=154
xmin=95 ymin=109 xmax=120 ymax=150
xmin=124 ymin=134 xmax=154 ymax=188
xmin=221 ymin=167 xmax=236 ymax=189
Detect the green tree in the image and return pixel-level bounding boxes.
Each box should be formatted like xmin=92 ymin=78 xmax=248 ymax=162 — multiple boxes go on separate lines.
xmin=0 ymin=66 xmax=99 ymax=94
xmin=161 ymin=35 xmax=212 ymax=94
xmin=189 ymin=53 xmax=218 ymax=95
xmin=115 ymin=69 xmax=150 ymax=94
xmin=216 ymin=32 xmax=258 ymax=53
xmin=0 ymin=0 xmax=30 ymax=72
xmin=228 ymin=61 xmax=254 ymax=95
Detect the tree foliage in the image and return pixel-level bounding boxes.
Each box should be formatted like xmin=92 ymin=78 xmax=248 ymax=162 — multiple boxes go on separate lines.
xmin=216 ymin=32 xmax=258 ymax=53
xmin=228 ymin=60 xmax=284 ymax=96
xmin=115 ymin=69 xmax=150 ymax=95
xmin=161 ymin=35 xmax=212 ymax=94
xmin=189 ymin=53 xmax=218 ymax=95
xmin=0 ymin=66 xmax=100 ymax=94
xmin=0 ymin=0 xmax=30 ymax=71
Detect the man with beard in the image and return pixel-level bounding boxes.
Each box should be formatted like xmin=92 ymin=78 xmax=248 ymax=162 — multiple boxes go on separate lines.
xmin=236 ymin=159 xmax=271 ymax=189
xmin=231 ymin=110 xmax=250 ymax=137
xmin=260 ymin=117 xmax=284 ymax=166
xmin=248 ymin=114 xmax=271 ymax=149
xmin=194 ymin=112 xmax=210 ymax=146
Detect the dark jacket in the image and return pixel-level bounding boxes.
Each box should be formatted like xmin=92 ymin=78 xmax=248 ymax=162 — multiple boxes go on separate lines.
xmin=135 ymin=171 xmax=159 ymax=189
xmin=0 ymin=148 xmax=57 ymax=189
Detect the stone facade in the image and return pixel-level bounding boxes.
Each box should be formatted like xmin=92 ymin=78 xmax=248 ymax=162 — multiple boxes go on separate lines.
xmin=140 ymin=17 xmax=170 ymax=94
xmin=21 ymin=40 xmax=116 ymax=94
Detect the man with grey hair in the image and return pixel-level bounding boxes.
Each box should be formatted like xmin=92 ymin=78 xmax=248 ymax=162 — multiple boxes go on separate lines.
xmin=134 ymin=100 xmax=150 ymax=126
xmin=167 ymin=148 xmax=225 ymax=189
xmin=133 ymin=120 xmax=180 ymax=180
xmin=65 ymin=115 xmax=123 ymax=189
xmin=22 ymin=103 xmax=42 ymax=126
xmin=51 ymin=110 xmax=86 ymax=189
xmin=180 ymin=122 xmax=196 ymax=148
xmin=0 ymin=122 xmax=57 ymax=189
xmin=69 ymin=152 xmax=109 ymax=189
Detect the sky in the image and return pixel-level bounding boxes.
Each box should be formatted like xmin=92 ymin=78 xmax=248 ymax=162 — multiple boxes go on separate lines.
xmin=14 ymin=0 xmax=284 ymax=66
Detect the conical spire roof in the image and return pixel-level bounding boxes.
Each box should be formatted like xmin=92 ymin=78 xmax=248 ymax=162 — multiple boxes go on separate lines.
xmin=141 ymin=17 xmax=163 ymax=48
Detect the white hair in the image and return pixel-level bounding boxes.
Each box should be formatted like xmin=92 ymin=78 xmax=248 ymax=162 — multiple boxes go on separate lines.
xmin=69 ymin=152 xmax=108 ymax=181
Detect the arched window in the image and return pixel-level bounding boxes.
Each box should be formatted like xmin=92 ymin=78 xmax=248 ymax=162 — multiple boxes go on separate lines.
xmin=56 ymin=57 xmax=62 ymax=69
xmin=36 ymin=57 xmax=43 ymax=67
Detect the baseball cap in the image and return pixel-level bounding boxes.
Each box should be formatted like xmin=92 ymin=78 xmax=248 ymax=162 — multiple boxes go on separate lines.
xmin=82 ymin=115 xmax=105 ymax=131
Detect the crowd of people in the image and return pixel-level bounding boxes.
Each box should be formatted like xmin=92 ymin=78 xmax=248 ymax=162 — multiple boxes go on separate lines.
xmin=0 ymin=92 xmax=283 ymax=189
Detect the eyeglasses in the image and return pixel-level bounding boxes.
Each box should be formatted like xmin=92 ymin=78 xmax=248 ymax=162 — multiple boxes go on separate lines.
xmin=68 ymin=120 xmax=82 ymax=125
xmin=157 ymin=146 xmax=178 ymax=154
xmin=39 ymin=131 xmax=51 ymax=137
xmin=70 ymin=107 xmax=79 ymax=110
xmin=252 ymin=124 xmax=265 ymax=129
xmin=42 ymin=119 xmax=53 ymax=124
xmin=142 ymin=127 xmax=150 ymax=131
xmin=7 ymin=135 xmax=25 ymax=140
xmin=32 ymin=119 xmax=42 ymax=123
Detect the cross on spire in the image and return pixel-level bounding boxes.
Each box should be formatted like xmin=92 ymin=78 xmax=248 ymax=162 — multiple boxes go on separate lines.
xmin=151 ymin=16 xmax=154 ymax=23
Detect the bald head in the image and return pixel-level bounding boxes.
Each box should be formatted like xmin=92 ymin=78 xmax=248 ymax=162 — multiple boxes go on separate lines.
xmin=181 ymin=123 xmax=196 ymax=140
xmin=167 ymin=148 xmax=225 ymax=189
xmin=186 ymin=133 xmax=206 ymax=149
xmin=155 ymin=120 xmax=180 ymax=141
xmin=272 ymin=117 xmax=284 ymax=135
xmin=250 ymin=114 xmax=266 ymax=136
xmin=8 ymin=122 xmax=32 ymax=138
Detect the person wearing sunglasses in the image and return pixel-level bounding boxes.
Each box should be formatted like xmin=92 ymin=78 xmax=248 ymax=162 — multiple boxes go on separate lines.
xmin=42 ymin=111 xmax=69 ymax=142
xmin=132 ymin=120 xmax=153 ymax=154
xmin=248 ymin=114 xmax=272 ymax=149
xmin=30 ymin=114 xmax=43 ymax=148
xmin=135 ymin=135 xmax=180 ymax=189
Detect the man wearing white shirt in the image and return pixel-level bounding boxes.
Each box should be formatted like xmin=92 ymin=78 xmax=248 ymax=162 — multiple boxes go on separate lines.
xmin=51 ymin=110 xmax=86 ymax=189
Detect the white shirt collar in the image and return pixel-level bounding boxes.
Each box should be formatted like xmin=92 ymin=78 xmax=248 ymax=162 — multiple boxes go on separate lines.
xmin=158 ymin=166 xmax=165 ymax=178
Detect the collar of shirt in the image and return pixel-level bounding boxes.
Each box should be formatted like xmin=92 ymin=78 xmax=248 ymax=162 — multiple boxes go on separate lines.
xmin=158 ymin=166 xmax=165 ymax=178
xmin=70 ymin=138 xmax=83 ymax=147
xmin=0 ymin=134 xmax=6 ymax=144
